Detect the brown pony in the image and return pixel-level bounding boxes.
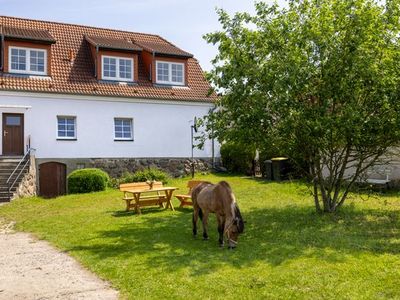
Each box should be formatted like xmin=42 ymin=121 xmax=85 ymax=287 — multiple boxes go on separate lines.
xmin=191 ymin=181 xmax=244 ymax=248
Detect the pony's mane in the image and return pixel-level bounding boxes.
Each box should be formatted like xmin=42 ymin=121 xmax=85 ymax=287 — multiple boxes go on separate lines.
xmin=234 ymin=204 xmax=245 ymax=233
xmin=218 ymin=181 xmax=245 ymax=233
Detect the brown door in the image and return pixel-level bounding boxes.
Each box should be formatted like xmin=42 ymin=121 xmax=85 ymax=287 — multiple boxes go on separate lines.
xmin=2 ymin=113 xmax=24 ymax=156
xmin=39 ymin=162 xmax=67 ymax=198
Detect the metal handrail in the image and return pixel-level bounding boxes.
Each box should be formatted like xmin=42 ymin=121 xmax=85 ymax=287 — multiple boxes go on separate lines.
xmin=6 ymin=148 xmax=35 ymax=200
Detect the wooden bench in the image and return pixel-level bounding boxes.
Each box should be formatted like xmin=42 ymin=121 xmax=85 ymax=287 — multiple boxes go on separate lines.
xmin=175 ymin=180 xmax=206 ymax=208
xmin=120 ymin=181 xmax=166 ymax=212
xmin=359 ymin=167 xmax=392 ymax=188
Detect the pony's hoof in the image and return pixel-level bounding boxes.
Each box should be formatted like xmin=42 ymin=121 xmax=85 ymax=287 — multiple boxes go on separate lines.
xmin=228 ymin=246 xmax=236 ymax=250
xmin=203 ymin=237 xmax=209 ymax=241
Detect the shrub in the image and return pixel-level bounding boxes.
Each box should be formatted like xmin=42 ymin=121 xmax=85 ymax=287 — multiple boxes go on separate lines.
xmin=68 ymin=168 xmax=110 ymax=194
xmin=220 ymin=142 xmax=255 ymax=174
xmin=119 ymin=168 xmax=170 ymax=184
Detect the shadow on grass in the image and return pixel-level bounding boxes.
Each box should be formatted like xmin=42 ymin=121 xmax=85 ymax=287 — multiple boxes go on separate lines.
xmin=66 ymin=203 xmax=400 ymax=276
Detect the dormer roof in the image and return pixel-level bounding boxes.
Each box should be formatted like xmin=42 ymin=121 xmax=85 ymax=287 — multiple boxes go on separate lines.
xmin=134 ymin=40 xmax=193 ymax=58
xmin=85 ymin=35 xmax=142 ymax=52
xmin=1 ymin=25 xmax=56 ymax=44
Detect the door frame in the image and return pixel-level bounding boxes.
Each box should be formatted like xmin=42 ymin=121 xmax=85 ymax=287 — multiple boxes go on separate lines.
xmin=2 ymin=113 xmax=24 ymax=156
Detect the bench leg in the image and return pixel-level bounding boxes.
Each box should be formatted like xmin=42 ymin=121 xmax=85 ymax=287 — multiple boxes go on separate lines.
xmin=125 ymin=200 xmax=131 ymax=212
xmin=133 ymin=193 xmax=141 ymax=214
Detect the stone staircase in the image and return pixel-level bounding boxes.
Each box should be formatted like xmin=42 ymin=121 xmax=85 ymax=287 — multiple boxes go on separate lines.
xmin=0 ymin=157 xmax=29 ymax=202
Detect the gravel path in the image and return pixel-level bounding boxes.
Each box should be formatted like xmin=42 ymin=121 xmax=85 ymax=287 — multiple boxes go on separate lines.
xmin=0 ymin=222 xmax=119 ymax=300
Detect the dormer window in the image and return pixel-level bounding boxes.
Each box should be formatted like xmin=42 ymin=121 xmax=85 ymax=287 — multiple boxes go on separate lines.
xmin=102 ymin=56 xmax=133 ymax=82
xmin=9 ymin=46 xmax=47 ymax=75
xmin=156 ymin=61 xmax=184 ymax=86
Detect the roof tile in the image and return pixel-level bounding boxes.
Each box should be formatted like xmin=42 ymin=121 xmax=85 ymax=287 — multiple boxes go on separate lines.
xmin=1 ymin=25 xmax=56 ymax=43
xmin=85 ymin=35 xmax=142 ymax=52
xmin=134 ymin=40 xmax=193 ymax=58
xmin=0 ymin=16 xmax=215 ymax=103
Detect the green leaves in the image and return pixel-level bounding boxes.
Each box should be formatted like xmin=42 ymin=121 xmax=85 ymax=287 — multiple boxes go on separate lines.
xmin=205 ymin=0 xmax=400 ymax=212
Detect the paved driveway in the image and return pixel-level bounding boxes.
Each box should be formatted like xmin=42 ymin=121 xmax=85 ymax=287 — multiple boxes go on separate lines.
xmin=0 ymin=223 xmax=118 ymax=300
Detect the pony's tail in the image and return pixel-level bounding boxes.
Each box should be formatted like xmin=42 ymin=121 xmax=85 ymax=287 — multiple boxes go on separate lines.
xmin=198 ymin=208 xmax=203 ymax=221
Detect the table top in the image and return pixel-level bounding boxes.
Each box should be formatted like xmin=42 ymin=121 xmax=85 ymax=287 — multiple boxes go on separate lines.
xmin=126 ymin=187 xmax=178 ymax=194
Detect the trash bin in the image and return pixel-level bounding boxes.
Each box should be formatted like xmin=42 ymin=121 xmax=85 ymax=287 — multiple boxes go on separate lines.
xmin=271 ymin=157 xmax=290 ymax=181
xmin=263 ymin=160 xmax=273 ymax=180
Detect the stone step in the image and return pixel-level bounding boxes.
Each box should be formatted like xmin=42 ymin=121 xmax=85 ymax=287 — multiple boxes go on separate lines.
xmin=0 ymin=158 xmax=25 ymax=163
xmin=0 ymin=170 xmax=28 ymax=177
xmin=0 ymin=157 xmax=31 ymax=202
xmin=0 ymin=167 xmax=27 ymax=173
xmin=0 ymin=162 xmax=28 ymax=167
xmin=0 ymin=180 xmax=23 ymax=186
xmin=0 ymin=185 xmax=17 ymax=190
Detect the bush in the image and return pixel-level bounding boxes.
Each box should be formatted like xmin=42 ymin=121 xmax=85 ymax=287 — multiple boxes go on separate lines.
xmin=68 ymin=168 xmax=110 ymax=194
xmin=220 ymin=142 xmax=255 ymax=174
xmin=119 ymin=168 xmax=170 ymax=184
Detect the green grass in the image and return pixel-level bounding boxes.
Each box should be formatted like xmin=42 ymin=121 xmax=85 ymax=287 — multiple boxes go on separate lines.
xmin=1 ymin=174 xmax=400 ymax=299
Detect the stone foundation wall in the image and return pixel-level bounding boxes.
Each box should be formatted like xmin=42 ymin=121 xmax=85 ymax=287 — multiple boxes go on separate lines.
xmin=92 ymin=158 xmax=213 ymax=178
xmin=14 ymin=155 xmax=37 ymax=199
xmin=36 ymin=157 xmax=216 ymax=178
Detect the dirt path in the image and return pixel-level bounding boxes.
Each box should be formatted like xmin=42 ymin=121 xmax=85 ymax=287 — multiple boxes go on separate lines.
xmin=0 ymin=222 xmax=119 ymax=300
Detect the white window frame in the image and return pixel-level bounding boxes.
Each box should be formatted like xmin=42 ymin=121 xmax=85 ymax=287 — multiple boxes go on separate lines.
xmin=9 ymin=46 xmax=47 ymax=75
xmin=114 ymin=118 xmax=134 ymax=141
xmin=57 ymin=116 xmax=77 ymax=140
xmin=101 ymin=55 xmax=134 ymax=82
xmin=155 ymin=61 xmax=185 ymax=86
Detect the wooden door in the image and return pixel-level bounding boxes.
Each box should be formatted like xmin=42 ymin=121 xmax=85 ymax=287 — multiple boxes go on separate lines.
xmin=2 ymin=113 xmax=24 ymax=156
xmin=39 ymin=162 xmax=67 ymax=198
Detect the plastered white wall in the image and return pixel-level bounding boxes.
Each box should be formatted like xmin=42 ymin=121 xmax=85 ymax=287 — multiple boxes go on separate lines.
xmin=0 ymin=92 xmax=219 ymax=159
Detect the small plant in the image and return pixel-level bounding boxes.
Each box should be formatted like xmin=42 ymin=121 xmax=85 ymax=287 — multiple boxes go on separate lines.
xmin=119 ymin=168 xmax=169 ymax=184
xmin=68 ymin=168 xmax=110 ymax=194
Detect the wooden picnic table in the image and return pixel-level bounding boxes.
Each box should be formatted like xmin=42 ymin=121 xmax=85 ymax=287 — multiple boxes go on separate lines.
xmin=126 ymin=186 xmax=177 ymax=214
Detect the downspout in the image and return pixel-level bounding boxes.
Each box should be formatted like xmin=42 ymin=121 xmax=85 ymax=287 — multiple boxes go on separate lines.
xmin=94 ymin=45 xmax=99 ymax=78
xmin=150 ymin=51 xmax=155 ymax=81
xmin=210 ymin=106 xmax=217 ymax=168
xmin=1 ymin=33 xmax=4 ymax=71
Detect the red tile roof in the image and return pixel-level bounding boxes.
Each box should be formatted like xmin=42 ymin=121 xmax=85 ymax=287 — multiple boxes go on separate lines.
xmin=1 ymin=25 xmax=56 ymax=43
xmin=85 ymin=35 xmax=142 ymax=52
xmin=0 ymin=16 xmax=215 ymax=103
xmin=134 ymin=40 xmax=193 ymax=58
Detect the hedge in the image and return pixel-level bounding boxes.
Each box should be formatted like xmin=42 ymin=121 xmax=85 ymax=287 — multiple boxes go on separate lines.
xmin=220 ymin=142 xmax=255 ymax=175
xmin=119 ymin=168 xmax=170 ymax=184
xmin=68 ymin=168 xmax=109 ymax=194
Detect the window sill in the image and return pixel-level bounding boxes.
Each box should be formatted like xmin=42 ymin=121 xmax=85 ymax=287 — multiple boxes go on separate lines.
xmin=56 ymin=138 xmax=77 ymax=141
xmin=3 ymin=72 xmax=51 ymax=80
xmin=153 ymin=83 xmax=188 ymax=89
xmin=99 ymin=79 xmax=137 ymax=85
xmin=114 ymin=139 xmax=134 ymax=142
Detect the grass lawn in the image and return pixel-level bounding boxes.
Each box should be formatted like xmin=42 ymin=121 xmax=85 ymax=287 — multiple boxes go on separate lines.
xmin=1 ymin=173 xmax=400 ymax=299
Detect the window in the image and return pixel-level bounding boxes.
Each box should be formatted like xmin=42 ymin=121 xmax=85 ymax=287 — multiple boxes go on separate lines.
xmin=57 ymin=116 xmax=76 ymax=139
xmin=114 ymin=118 xmax=133 ymax=140
xmin=6 ymin=116 xmax=21 ymax=126
xmin=9 ymin=47 xmax=47 ymax=75
xmin=156 ymin=61 xmax=185 ymax=85
xmin=102 ymin=56 xmax=133 ymax=82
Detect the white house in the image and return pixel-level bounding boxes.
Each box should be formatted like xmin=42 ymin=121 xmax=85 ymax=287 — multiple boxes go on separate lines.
xmin=0 ymin=16 xmax=218 ymax=200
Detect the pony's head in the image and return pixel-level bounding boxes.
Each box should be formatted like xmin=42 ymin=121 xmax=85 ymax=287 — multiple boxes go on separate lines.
xmin=226 ymin=203 xmax=245 ymax=249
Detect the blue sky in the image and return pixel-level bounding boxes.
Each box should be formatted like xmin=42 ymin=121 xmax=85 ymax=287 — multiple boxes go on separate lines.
xmin=0 ymin=0 xmax=285 ymax=71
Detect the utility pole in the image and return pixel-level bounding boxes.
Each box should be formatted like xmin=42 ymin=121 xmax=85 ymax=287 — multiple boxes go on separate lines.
xmin=191 ymin=117 xmax=198 ymax=178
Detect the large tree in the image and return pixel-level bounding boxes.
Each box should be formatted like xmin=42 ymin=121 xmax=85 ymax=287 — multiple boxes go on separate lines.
xmin=204 ymin=0 xmax=400 ymax=212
